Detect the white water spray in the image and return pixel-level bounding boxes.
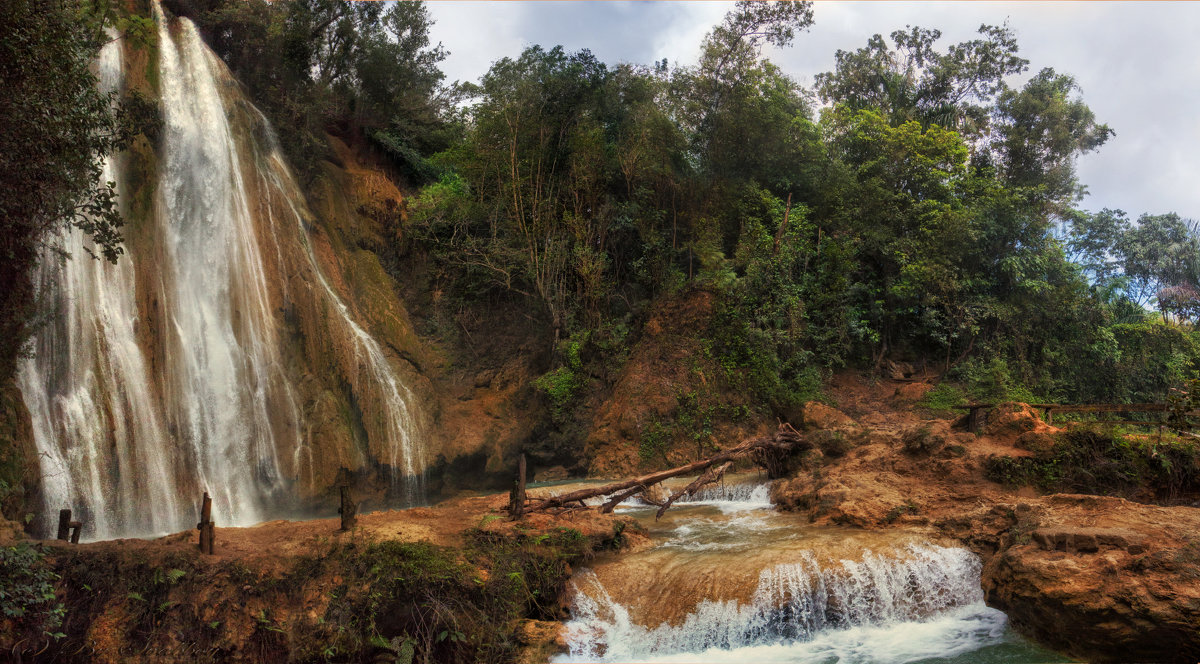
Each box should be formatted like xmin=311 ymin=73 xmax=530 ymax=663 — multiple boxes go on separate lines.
xmin=556 ymin=544 xmax=1003 ymax=663
xmin=17 ymin=35 xmax=180 ymax=538
xmin=17 ymin=7 xmax=427 ymax=539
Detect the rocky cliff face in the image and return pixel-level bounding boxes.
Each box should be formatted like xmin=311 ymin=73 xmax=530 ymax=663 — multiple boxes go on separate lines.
xmin=8 ymin=10 xmax=454 ymax=538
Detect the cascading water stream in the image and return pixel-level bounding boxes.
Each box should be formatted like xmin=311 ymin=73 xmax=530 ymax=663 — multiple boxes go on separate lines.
xmin=553 ymin=480 xmax=1061 ymax=663
xmin=558 ymin=545 xmax=1001 ymax=663
xmin=16 ymin=6 xmax=427 ymax=540
xmin=16 ymin=34 xmax=180 ymax=538
xmin=153 ymin=3 xmax=297 ymax=529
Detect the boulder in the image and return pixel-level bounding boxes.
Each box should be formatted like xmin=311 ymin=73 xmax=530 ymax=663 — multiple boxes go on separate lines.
xmin=883 ymin=360 xmax=915 ymax=381
xmin=986 ymin=402 xmax=1052 ymax=437
xmin=984 ymin=539 xmax=1200 ymax=662
xmin=799 ymin=402 xmax=857 ymax=431
xmin=901 ymin=421 xmax=952 ymax=456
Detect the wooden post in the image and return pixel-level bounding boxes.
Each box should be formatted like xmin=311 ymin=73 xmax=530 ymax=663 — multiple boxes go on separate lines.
xmin=197 ymin=492 xmax=215 ymax=555
xmin=968 ymin=407 xmax=983 ymax=433
xmin=338 ymin=486 xmax=357 ymax=531
xmin=508 ymin=454 xmax=527 ymax=520
xmin=69 ymin=521 xmax=82 ymax=544
xmin=57 ymin=509 xmax=71 ymax=541
xmin=1045 ymin=408 xmax=1054 ymax=425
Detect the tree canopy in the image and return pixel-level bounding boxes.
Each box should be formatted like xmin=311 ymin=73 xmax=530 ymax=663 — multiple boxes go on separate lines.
xmin=9 ymin=0 xmax=1199 ymax=436
xmin=0 ymin=0 xmax=133 ymax=381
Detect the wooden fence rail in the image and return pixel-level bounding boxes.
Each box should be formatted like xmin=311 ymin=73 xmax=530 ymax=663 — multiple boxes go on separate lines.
xmin=953 ymin=403 xmax=1199 ymax=432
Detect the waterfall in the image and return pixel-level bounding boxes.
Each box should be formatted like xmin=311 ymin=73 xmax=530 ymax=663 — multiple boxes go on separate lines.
xmin=153 ymin=4 xmax=298 ymax=530
xmin=16 ymin=6 xmax=426 ymax=540
xmin=16 ymin=34 xmax=180 ymax=538
xmin=556 ymin=544 xmax=1008 ymax=663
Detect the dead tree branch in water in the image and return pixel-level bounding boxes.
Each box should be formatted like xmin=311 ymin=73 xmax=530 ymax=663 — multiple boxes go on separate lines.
xmin=516 ymin=423 xmax=807 ymax=518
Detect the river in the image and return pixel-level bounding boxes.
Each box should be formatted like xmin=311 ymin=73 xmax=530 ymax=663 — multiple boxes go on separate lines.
xmin=545 ymin=477 xmax=1066 ymax=663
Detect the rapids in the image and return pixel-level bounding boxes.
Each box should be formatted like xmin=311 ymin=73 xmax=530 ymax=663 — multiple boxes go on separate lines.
xmin=552 ymin=476 xmax=1066 ymax=663
xmin=16 ymin=5 xmax=427 ymax=540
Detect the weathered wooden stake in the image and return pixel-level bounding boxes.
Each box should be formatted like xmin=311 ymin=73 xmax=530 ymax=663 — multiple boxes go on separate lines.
xmin=57 ymin=509 xmax=72 ymax=541
xmin=967 ymin=407 xmax=984 ymax=433
xmin=69 ymin=521 xmax=82 ymax=544
xmin=197 ymin=492 xmax=215 ymax=555
xmin=508 ymin=454 xmax=527 ymax=520
xmin=338 ymin=486 xmax=357 ymax=531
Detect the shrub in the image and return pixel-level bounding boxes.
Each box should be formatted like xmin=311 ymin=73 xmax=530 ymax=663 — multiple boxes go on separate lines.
xmin=918 ymin=383 xmax=967 ymax=413
xmin=0 ymin=543 xmax=64 ymax=640
xmin=533 ymin=338 xmax=586 ymax=422
xmin=984 ymin=426 xmax=1200 ymax=500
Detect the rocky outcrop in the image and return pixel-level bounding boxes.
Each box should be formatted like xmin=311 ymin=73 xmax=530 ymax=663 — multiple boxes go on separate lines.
xmin=984 ymin=402 xmax=1055 ymax=440
xmin=980 ymin=496 xmax=1200 ymax=662
xmin=769 ymin=381 xmax=1200 ymax=661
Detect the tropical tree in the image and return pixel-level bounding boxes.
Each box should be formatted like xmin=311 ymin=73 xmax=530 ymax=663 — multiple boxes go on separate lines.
xmin=0 ymin=0 xmax=130 ymax=381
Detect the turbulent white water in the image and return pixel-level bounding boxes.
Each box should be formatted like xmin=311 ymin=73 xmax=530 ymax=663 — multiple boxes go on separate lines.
xmin=16 ymin=34 xmax=181 ymax=538
xmin=556 ymin=544 xmax=995 ymax=663
xmin=16 ymin=7 xmax=426 ymax=539
xmin=552 ymin=481 xmax=1061 ymax=663
xmin=631 ymin=481 xmax=774 ymax=513
xmin=153 ymin=4 xmax=299 ymax=530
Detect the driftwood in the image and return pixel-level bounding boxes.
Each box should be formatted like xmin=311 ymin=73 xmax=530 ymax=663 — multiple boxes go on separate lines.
xmin=520 ymin=423 xmax=806 ymax=518
xmin=654 ymin=461 xmax=732 ymax=519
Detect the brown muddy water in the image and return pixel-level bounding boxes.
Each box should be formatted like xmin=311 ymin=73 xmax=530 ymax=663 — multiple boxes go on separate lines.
xmin=533 ymin=476 xmax=1068 ymax=663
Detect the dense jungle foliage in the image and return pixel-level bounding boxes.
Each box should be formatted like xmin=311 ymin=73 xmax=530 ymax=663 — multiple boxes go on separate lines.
xmin=9 ymin=0 xmax=1200 ymax=439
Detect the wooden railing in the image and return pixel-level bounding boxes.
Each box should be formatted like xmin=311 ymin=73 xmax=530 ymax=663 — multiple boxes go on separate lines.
xmin=953 ymin=403 xmax=1198 ymax=432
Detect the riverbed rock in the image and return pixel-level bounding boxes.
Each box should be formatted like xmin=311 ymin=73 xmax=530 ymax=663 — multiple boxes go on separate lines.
xmin=772 ymin=373 xmax=1200 ymax=662
xmin=515 ymin=619 xmax=565 ymax=646
xmin=1029 ymin=526 xmax=1146 ymax=554
xmin=534 ymin=466 xmax=569 ymax=482
xmin=984 ymin=535 xmax=1200 ymax=661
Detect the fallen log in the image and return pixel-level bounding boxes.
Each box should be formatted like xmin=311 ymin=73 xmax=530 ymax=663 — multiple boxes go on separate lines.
xmin=525 ymin=423 xmax=807 ymax=517
xmin=655 ymin=461 xmax=732 ymax=519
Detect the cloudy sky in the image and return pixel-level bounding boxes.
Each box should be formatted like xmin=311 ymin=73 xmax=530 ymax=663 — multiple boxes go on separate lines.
xmin=425 ymin=1 xmax=1200 ymax=221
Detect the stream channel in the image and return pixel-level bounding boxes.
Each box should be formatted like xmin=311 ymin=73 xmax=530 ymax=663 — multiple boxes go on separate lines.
xmin=541 ymin=476 xmax=1067 ymax=663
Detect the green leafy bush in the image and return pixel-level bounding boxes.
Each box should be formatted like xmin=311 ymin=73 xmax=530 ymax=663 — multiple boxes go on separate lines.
xmin=0 ymin=543 xmax=64 ymax=639
xmin=918 ymin=383 xmax=967 ymax=413
xmin=984 ymin=426 xmax=1200 ymax=500
xmin=533 ymin=339 xmax=586 ymax=422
